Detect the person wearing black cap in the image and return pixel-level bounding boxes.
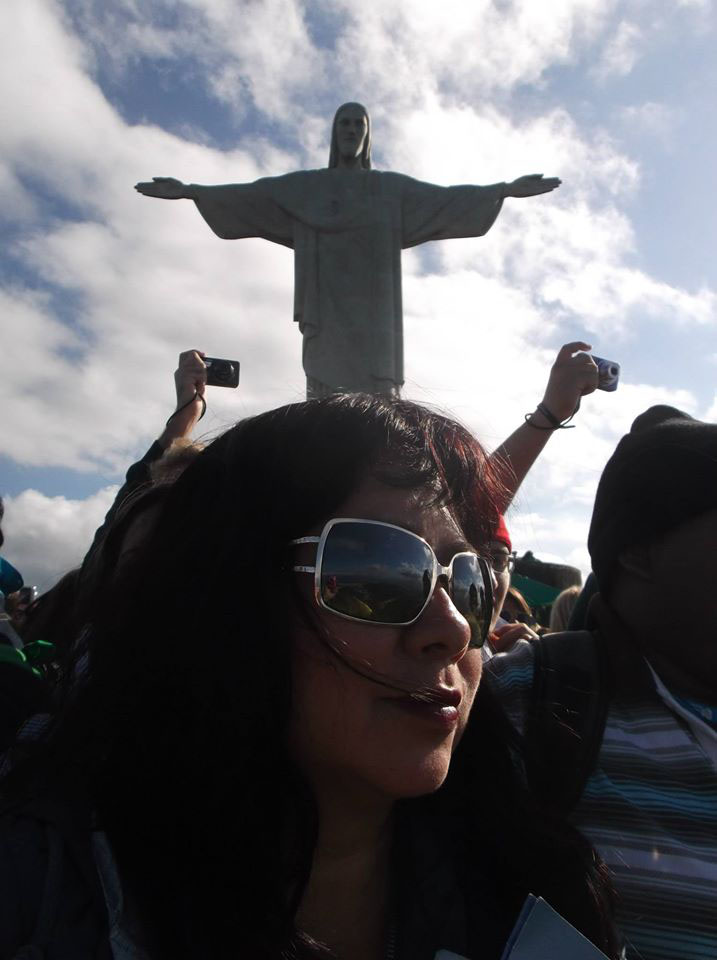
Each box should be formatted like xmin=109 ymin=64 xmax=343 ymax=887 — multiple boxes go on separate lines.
xmin=486 ymin=405 xmax=717 ymax=960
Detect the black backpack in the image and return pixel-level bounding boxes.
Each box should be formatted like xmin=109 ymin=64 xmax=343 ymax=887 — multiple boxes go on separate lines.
xmin=523 ymin=630 xmax=611 ymax=816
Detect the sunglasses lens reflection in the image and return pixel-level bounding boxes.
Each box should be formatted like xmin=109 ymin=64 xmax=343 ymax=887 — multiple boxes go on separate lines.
xmin=320 ymin=522 xmax=433 ymax=623
xmin=450 ymin=554 xmax=489 ymax=648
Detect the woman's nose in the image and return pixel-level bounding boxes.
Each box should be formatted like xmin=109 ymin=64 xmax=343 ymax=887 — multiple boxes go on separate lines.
xmin=401 ymin=582 xmax=471 ymax=663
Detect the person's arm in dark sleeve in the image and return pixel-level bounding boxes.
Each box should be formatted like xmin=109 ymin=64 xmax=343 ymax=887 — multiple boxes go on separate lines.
xmin=82 ymin=349 xmax=208 ymax=566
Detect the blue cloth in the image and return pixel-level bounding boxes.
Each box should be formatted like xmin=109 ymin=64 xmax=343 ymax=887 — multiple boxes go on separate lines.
xmin=0 ymin=557 xmax=23 ymax=595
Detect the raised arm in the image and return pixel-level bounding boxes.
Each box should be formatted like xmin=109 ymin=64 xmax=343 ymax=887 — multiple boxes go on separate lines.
xmin=82 ymin=350 xmax=209 ymax=569
xmin=158 ymin=349 xmax=208 ymax=450
xmin=491 ymin=342 xmax=598 ymax=512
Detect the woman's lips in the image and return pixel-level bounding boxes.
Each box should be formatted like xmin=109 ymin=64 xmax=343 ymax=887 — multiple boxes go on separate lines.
xmin=384 ymin=688 xmax=462 ymax=729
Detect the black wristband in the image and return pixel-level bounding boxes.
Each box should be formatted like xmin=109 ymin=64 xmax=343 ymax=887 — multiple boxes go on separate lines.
xmin=524 ymin=401 xmax=577 ymax=431
xmin=165 ymin=390 xmax=206 ymax=427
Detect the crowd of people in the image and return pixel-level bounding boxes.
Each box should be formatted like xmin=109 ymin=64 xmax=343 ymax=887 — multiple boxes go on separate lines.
xmin=0 ymin=344 xmax=714 ymax=960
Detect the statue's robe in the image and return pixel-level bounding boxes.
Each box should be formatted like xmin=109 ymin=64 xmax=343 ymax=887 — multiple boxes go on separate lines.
xmin=191 ymin=169 xmax=504 ymax=393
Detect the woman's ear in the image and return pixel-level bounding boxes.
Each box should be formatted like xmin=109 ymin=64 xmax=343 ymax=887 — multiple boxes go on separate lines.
xmin=617 ymin=543 xmax=653 ymax=581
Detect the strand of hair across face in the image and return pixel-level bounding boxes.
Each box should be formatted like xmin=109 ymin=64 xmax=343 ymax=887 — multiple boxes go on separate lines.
xmin=304 ymin=608 xmax=458 ymax=704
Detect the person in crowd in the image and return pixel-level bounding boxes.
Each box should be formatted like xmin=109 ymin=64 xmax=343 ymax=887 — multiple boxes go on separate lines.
xmin=0 ymin=498 xmax=24 ymax=601
xmin=482 ymin=338 xmax=597 ymax=652
xmin=16 ymin=483 xmax=178 ymax=697
xmin=30 ymin=351 xmax=211 ymax=678
xmin=16 ymin=571 xmax=81 ymax=670
xmin=0 ymin=352 xmax=210 ymax=738
xmin=548 ymin=584 xmax=581 ymax=633
xmin=0 ymin=395 xmax=620 ymax=959
xmin=500 ymin=585 xmax=537 ymax=627
xmin=82 ymin=348 xmax=209 ymax=567
xmin=486 ymin=517 xmax=540 ymax=654
xmin=567 ymin=571 xmax=600 ymax=630
xmin=0 ymin=595 xmax=24 ymax=652
xmin=487 ymin=404 xmax=717 ymax=960
xmin=4 ymin=586 xmax=38 ymax=636
xmin=0 ymin=501 xmax=53 ymax=750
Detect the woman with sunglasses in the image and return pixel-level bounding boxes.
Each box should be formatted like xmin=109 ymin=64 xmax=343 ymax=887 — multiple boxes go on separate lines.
xmin=0 ymin=395 xmax=618 ymax=960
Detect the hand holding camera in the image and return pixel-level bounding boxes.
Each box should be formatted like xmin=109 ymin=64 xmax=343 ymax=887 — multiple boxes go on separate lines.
xmin=541 ymin=342 xmax=620 ymax=425
xmin=174 ymin=349 xmax=208 ymax=410
xmin=161 ymin=349 xmax=239 ymax=448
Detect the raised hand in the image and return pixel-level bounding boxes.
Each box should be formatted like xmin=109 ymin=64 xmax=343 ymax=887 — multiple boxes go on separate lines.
xmin=490 ymin=620 xmax=541 ymax=654
xmin=134 ymin=177 xmax=188 ymax=199
xmin=505 ymin=174 xmax=561 ymax=198
xmin=158 ymin=349 xmax=209 ymax=450
xmin=542 ymin=342 xmax=598 ymax=422
xmin=174 ymin=349 xmax=208 ymax=409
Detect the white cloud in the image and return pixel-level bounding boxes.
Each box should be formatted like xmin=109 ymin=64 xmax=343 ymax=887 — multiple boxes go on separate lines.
xmin=675 ymin=0 xmax=712 ymax=10
xmin=2 ymin=486 xmax=118 ymax=591
xmin=1 ymin=1 xmax=306 ymax=469
xmin=618 ymin=101 xmax=675 ymax=140
xmin=594 ymin=19 xmax=643 ymax=78
xmin=505 ymin=510 xmax=593 ymax=579
xmin=52 ymin=0 xmax=619 ymax=128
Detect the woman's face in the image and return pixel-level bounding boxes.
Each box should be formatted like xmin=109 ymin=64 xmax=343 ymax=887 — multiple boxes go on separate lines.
xmin=488 ymin=539 xmax=511 ymax=624
xmin=289 ymin=476 xmax=484 ymax=803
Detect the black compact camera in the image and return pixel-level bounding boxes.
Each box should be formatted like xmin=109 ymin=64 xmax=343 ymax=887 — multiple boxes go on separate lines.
xmin=591 ymin=355 xmax=620 ymax=392
xmin=203 ymin=357 xmax=240 ymax=388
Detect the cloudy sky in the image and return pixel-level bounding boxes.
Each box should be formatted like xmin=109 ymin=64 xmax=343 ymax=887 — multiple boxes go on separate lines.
xmin=2 ymin=0 xmax=715 ymax=590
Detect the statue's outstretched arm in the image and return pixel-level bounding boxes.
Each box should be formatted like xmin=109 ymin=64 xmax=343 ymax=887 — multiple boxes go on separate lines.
xmin=135 ymin=177 xmax=197 ymax=200
xmin=503 ymin=174 xmax=561 ymax=198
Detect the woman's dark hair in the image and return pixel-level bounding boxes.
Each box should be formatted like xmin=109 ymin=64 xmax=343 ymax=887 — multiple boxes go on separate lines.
xmin=4 ymin=395 xmax=616 ymax=957
xmin=17 ymin=487 xmax=175 ymax=692
xmin=19 ymin=568 xmax=83 ymax=686
xmin=74 ymin=483 xmax=172 ymax=626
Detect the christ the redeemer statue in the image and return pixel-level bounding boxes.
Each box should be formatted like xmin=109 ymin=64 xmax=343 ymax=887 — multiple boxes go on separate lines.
xmin=136 ymin=102 xmax=560 ymax=397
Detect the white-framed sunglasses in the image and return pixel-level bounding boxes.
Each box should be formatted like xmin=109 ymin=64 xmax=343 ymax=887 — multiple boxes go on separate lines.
xmin=290 ymin=518 xmax=494 ymax=648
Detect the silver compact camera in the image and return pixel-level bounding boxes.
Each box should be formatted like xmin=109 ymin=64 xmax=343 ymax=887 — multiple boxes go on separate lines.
xmin=591 ymin=355 xmax=620 ymax=392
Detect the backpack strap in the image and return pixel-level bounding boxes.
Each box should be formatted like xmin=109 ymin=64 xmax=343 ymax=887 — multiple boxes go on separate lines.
xmin=524 ymin=630 xmax=610 ymax=817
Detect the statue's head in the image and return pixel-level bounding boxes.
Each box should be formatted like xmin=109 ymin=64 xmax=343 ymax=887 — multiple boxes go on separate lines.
xmin=329 ymin=102 xmax=372 ymax=169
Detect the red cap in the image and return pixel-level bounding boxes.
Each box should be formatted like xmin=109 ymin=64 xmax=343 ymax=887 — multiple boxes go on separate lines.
xmin=493 ymin=514 xmax=512 ymax=551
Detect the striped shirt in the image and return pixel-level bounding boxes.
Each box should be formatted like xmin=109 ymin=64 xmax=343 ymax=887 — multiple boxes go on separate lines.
xmin=486 ymin=603 xmax=717 ymax=960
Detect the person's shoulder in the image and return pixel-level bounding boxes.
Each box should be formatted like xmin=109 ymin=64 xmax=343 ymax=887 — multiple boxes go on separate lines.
xmin=483 ymin=640 xmax=537 ymax=737
xmin=484 ymin=638 xmax=537 ymax=684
